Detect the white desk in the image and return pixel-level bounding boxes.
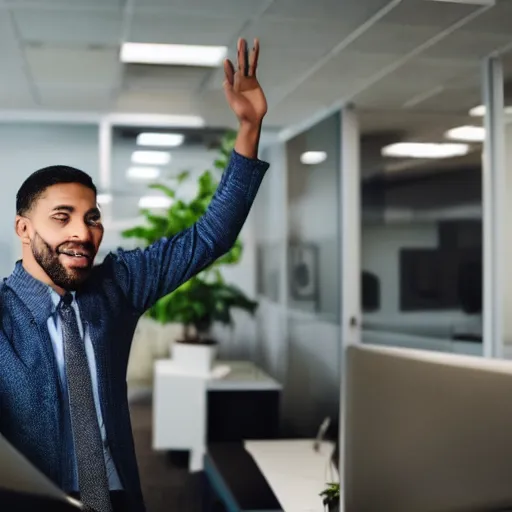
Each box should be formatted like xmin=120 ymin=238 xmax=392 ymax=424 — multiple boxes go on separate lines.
xmin=153 ymin=360 xmax=282 ymax=471
xmin=244 ymin=439 xmax=336 ymax=512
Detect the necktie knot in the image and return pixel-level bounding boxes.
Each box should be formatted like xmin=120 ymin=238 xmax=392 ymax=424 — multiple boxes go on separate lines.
xmin=60 ymin=292 xmax=73 ymax=308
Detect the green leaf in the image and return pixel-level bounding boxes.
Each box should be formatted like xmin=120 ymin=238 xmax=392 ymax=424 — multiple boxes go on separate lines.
xmin=148 ymin=183 xmax=176 ymax=198
xmin=217 ymin=239 xmax=243 ymax=265
xmin=176 ymin=170 xmax=190 ymax=183
xmin=214 ymin=159 xmax=226 ymax=170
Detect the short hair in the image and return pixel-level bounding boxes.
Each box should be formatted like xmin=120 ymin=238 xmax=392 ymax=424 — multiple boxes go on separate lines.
xmin=16 ymin=165 xmax=97 ymax=216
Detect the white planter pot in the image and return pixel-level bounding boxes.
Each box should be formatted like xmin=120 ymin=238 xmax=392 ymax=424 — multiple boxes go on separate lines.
xmin=172 ymin=342 xmax=218 ymax=375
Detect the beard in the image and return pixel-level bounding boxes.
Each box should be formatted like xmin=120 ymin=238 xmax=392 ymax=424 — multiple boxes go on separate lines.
xmin=31 ymin=232 xmax=95 ymax=291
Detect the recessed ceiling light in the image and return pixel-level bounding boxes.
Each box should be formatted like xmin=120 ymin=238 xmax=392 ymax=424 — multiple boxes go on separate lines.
xmin=382 ymin=142 xmax=470 ymax=159
xmin=300 ymin=151 xmax=327 ymax=165
xmin=131 ymin=151 xmax=171 ymax=165
xmin=139 ymin=196 xmax=173 ymax=209
xmin=445 ymin=125 xmax=485 ymax=142
xmin=469 ymin=104 xmax=512 ymax=116
xmin=108 ymin=113 xmax=205 ymax=127
xmin=127 ymin=167 xmax=161 ymax=181
xmin=137 ymin=133 xmax=184 ymax=147
xmin=97 ymin=193 xmax=112 ymax=205
xmin=120 ymin=42 xmax=227 ymax=67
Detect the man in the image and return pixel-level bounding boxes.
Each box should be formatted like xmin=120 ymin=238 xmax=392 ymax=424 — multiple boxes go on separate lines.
xmin=0 ymin=38 xmax=268 ymax=512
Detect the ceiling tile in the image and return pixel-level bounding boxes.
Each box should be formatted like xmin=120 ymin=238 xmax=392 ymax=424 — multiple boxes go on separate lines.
xmin=264 ymin=0 xmax=393 ymax=22
xmin=354 ymin=86 xmax=435 ymax=110
xmin=307 ymin=51 xmax=401 ymax=89
xmin=123 ymin=64 xmax=210 ymax=92
xmin=0 ymin=82 xmax=36 ymax=108
xmin=347 ymin=23 xmax=454 ymax=56
xmin=247 ymin=17 xmax=354 ymax=56
xmin=421 ymin=31 xmax=512 ymax=61
xmin=381 ymin=0 xmax=482 ymax=26
xmin=13 ymin=8 xmax=123 ymax=45
xmin=6 ymin=0 xmax=123 ymax=7
xmin=133 ymin=0 xmax=261 ymax=19
xmin=348 ymin=55 xmax=480 ymax=109
xmin=129 ymin=11 xmax=243 ymax=46
xmin=265 ymin=97 xmax=326 ymax=128
xmin=36 ymin=85 xmax=114 ymax=109
xmin=256 ymin=52 xmax=324 ymax=89
xmin=266 ymin=51 xmax=401 ymax=111
xmin=0 ymin=12 xmax=17 ymax=44
xmin=407 ymin=86 xmax=481 ymax=114
xmin=114 ymin=90 xmax=197 ymax=115
xmin=25 ymin=46 xmax=120 ymax=86
xmin=457 ymin=0 xmax=512 ymax=37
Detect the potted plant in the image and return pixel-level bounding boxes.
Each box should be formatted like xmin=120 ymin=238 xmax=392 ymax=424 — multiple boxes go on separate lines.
xmin=122 ymin=131 xmax=258 ymax=373
xmin=320 ymin=482 xmax=340 ymax=512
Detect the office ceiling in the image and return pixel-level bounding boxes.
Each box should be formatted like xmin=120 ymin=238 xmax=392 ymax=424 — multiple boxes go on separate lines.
xmin=1 ymin=0 xmax=512 ymax=134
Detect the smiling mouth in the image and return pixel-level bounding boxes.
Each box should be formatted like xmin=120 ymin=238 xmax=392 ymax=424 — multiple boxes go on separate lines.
xmin=59 ymin=250 xmax=91 ymax=259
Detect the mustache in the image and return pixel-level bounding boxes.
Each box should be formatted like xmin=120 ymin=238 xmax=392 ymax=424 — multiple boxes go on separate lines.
xmin=57 ymin=242 xmax=96 ymax=258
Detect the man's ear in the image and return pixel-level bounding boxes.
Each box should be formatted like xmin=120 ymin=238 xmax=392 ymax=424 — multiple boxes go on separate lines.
xmin=15 ymin=216 xmax=31 ymax=245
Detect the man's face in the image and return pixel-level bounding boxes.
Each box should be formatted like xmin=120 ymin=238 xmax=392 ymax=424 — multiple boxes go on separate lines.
xmin=17 ymin=183 xmax=104 ymax=290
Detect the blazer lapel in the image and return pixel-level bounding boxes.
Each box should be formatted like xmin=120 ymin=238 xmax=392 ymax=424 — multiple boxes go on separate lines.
xmin=4 ymin=262 xmax=58 ymax=373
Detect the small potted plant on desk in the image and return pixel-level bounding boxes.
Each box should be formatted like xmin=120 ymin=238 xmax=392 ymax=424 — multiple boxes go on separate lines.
xmin=320 ymin=482 xmax=340 ymax=512
xmin=122 ymin=131 xmax=258 ymax=373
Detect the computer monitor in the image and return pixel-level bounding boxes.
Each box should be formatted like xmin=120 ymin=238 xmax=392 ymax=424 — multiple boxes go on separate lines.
xmin=343 ymin=344 xmax=512 ymax=512
xmin=0 ymin=431 xmax=83 ymax=511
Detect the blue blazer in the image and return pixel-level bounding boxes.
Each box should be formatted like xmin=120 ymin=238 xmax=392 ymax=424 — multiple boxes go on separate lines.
xmin=0 ymin=151 xmax=269 ymax=512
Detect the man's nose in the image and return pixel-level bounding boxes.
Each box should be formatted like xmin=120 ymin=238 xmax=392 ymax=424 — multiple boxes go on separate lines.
xmin=70 ymin=219 xmax=93 ymax=241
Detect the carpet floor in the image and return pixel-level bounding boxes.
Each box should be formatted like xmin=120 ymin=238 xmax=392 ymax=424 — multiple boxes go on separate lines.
xmin=130 ymin=401 xmax=204 ymax=512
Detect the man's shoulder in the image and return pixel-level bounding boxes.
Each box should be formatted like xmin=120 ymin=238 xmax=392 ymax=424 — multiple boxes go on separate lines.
xmin=84 ymin=249 xmax=136 ymax=298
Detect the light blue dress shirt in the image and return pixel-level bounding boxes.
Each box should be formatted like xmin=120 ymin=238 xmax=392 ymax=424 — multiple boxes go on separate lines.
xmin=46 ymin=288 xmax=123 ymax=492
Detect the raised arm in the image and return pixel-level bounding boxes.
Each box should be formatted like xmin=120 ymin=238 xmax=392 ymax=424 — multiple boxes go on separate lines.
xmin=108 ymin=38 xmax=269 ymax=313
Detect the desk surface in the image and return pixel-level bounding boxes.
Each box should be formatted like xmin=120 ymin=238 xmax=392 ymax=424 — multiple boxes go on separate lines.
xmin=155 ymin=360 xmax=282 ymax=391
xmin=244 ymin=439 xmax=336 ymax=512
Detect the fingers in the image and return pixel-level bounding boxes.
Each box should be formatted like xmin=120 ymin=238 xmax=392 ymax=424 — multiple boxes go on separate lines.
xmin=223 ymin=59 xmax=235 ymax=86
xmin=237 ymin=38 xmax=249 ymax=76
xmin=225 ymin=38 xmax=259 ymax=89
xmin=248 ymin=38 xmax=259 ymax=77
xmin=223 ymin=59 xmax=236 ymax=103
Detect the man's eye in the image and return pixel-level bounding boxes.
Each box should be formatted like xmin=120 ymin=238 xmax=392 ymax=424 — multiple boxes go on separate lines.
xmin=53 ymin=214 xmax=68 ymax=223
xmin=87 ymin=216 xmax=102 ymax=226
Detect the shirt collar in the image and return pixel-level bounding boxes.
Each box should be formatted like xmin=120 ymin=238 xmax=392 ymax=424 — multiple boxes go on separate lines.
xmin=48 ymin=288 xmax=76 ymax=315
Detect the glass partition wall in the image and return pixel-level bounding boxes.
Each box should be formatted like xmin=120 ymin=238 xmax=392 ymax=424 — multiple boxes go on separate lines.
xmin=284 ymin=112 xmax=342 ymax=436
xmin=359 ymin=110 xmax=484 ymax=356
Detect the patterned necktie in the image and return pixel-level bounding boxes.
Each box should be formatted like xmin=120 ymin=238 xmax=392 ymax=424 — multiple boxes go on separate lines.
xmin=59 ymin=293 xmax=112 ymax=512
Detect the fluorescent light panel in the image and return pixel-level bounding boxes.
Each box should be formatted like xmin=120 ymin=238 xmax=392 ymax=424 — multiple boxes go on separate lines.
xmin=469 ymin=104 xmax=512 ymax=116
xmin=109 ymin=113 xmax=205 ymax=128
xmin=139 ymin=196 xmax=173 ymax=209
xmin=121 ymin=42 xmax=227 ymax=67
xmin=382 ymin=142 xmax=470 ymax=159
xmin=445 ymin=125 xmax=485 ymax=142
xmin=127 ymin=166 xmax=161 ymax=181
xmin=131 ymin=150 xmax=171 ymax=165
xmin=137 ymin=132 xmax=184 ymax=147
xmin=300 ymin=151 xmax=327 ymax=165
